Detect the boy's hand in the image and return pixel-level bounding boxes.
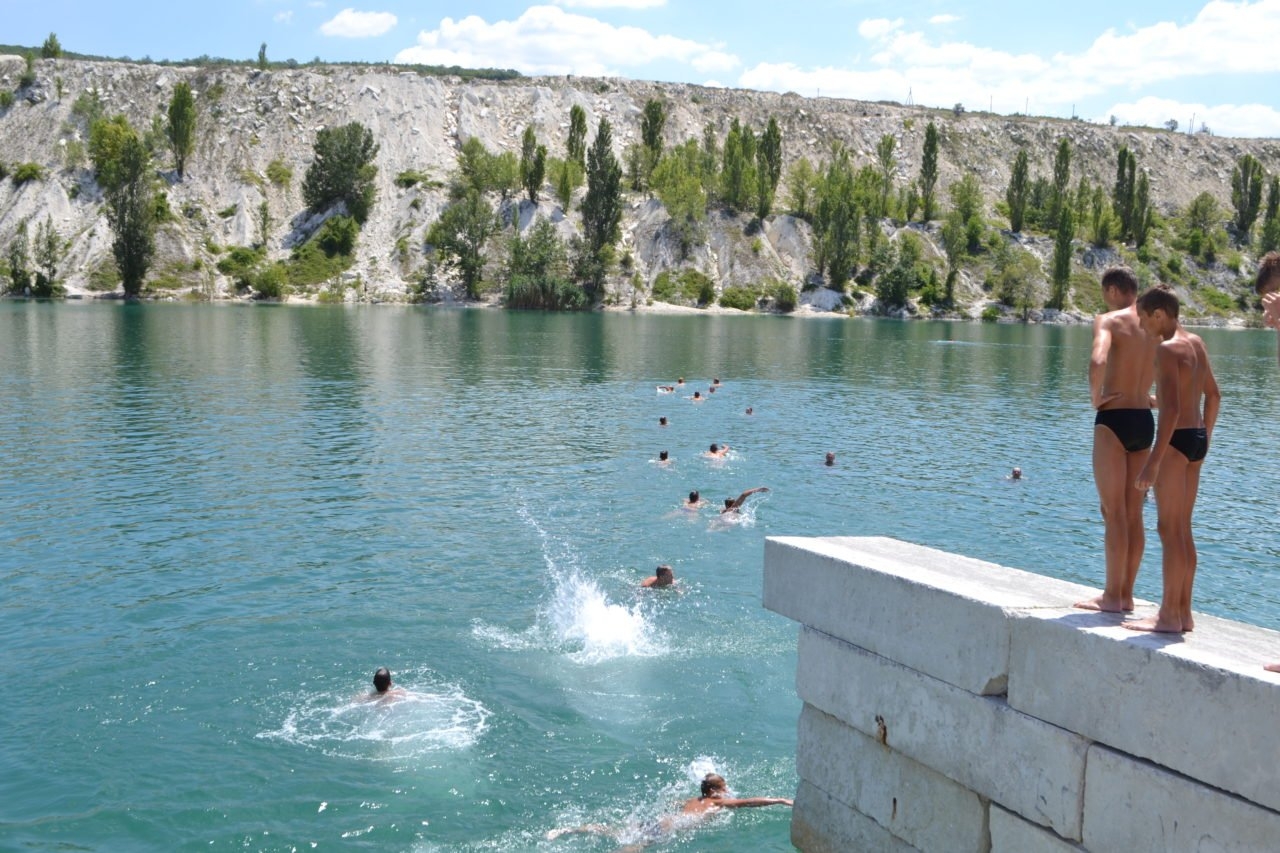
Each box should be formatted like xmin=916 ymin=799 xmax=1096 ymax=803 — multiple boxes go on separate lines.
xmin=1135 ymin=459 xmax=1160 ymax=491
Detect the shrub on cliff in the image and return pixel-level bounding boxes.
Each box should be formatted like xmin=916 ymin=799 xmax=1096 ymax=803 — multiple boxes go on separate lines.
xmin=302 ymin=122 xmax=378 ymax=224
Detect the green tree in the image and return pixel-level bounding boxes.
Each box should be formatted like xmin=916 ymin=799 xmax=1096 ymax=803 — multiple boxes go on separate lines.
xmin=504 ymin=217 xmax=583 ymax=310
xmin=302 ymin=122 xmax=379 ymax=224
xmin=580 ymin=117 xmax=623 ymax=297
xmin=992 ymin=241 xmax=1042 ymax=317
xmin=813 ymin=146 xmax=859 ymax=289
xmin=1006 ymin=149 xmax=1029 ymax=232
xmin=1049 ymin=138 xmax=1071 ymax=230
xmin=6 ymin=220 xmax=32 ymax=295
xmin=949 ymin=172 xmax=984 ymax=253
xmin=89 ymin=115 xmax=136 ymax=191
xmin=785 ymin=157 xmax=817 ymax=221
xmin=166 ymin=81 xmax=197 ymax=180
xmin=919 ymin=121 xmax=939 ymax=221
xmin=876 ymin=236 xmax=926 ymax=309
xmin=258 ymin=43 xmax=268 ymax=70
xmin=520 ymin=125 xmax=546 ymax=203
xmin=1132 ymin=170 xmax=1154 ymax=250
xmin=426 ymin=189 xmax=498 ymax=299
xmin=103 ymin=131 xmax=156 ymax=297
xmin=651 ymin=140 xmax=706 ymax=259
xmin=639 ymin=98 xmax=666 ymax=189
xmin=258 ymin=200 xmax=271 ymax=249
xmin=1089 ymin=185 xmax=1114 ymax=247
xmin=874 ymin=133 xmax=896 ymax=219
xmin=41 ymin=33 xmax=62 ymax=60
xmin=1113 ymin=146 xmax=1137 ymax=241
xmin=699 ymin=122 xmax=720 ymax=201
xmin=33 ymin=215 xmax=61 ymax=297
xmin=720 ymin=118 xmax=757 ymax=213
xmin=1049 ymin=206 xmax=1073 ymax=309
xmin=755 ymin=116 xmax=783 ymax=220
xmin=1231 ymin=153 xmax=1265 ymax=243
xmin=567 ymin=104 xmax=587 ymax=167
xmin=940 ymin=210 xmax=966 ymax=305
xmin=1261 ymin=176 xmax=1280 ymax=254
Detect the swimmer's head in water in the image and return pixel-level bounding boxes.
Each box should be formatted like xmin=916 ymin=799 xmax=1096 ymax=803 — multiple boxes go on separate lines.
xmin=825 ymin=452 xmax=835 ymax=466
xmin=745 ymin=407 xmax=753 ymax=415
xmin=693 ymin=391 xmax=701 ymax=399
xmin=655 ymin=565 xmax=674 ymax=584
xmin=701 ymin=773 xmax=727 ymax=797
xmin=659 ymin=450 xmax=669 ymax=461
xmin=1012 ymin=467 xmax=1022 ymax=479
xmin=373 ymin=667 xmax=392 ymax=693
xmin=688 ymin=490 xmax=699 ymax=503
xmin=724 ymin=498 xmax=735 ymax=509
xmin=709 ymin=443 xmax=719 ymax=453
xmin=659 ymin=416 xmax=668 ymax=426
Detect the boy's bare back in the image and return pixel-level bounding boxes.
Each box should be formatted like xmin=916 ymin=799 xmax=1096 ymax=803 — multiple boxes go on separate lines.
xmin=1094 ymin=305 xmax=1156 ymax=409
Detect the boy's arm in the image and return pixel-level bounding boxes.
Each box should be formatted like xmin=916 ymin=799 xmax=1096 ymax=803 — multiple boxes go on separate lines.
xmin=1135 ymin=344 xmax=1181 ymax=490
xmin=1089 ymin=315 xmax=1113 ymax=409
xmin=1202 ymin=353 xmax=1221 ymax=440
xmin=718 ymin=797 xmax=793 ymax=808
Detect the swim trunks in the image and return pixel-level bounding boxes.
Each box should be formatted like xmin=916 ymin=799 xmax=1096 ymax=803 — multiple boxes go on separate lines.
xmin=1169 ymin=427 xmax=1208 ymax=462
xmin=1094 ymin=408 xmax=1155 ymax=453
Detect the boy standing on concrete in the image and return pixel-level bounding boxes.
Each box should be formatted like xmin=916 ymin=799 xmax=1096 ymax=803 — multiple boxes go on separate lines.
xmin=1125 ymin=285 xmax=1220 ymax=634
xmin=1075 ymin=267 xmax=1157 ymax=614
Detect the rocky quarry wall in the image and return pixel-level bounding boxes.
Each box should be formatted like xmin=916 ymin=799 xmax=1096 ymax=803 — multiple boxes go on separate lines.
xmin=0 ymin=57 xmax=1279 ymax=309
xmin=763 ymin=536 xmax=1280 ymax=852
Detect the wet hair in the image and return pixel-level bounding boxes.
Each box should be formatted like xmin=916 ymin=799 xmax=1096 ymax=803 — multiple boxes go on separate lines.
xmin=708 ymin=386 xmax=716 ymax=393
xmin=656 ymin=565 xmax=674 ymax=580
xmin=693 ymin=391 xmax=701 ymax=399
xmin=709 ymin=443 xmax=719 ymax=453
xmin=688 ymin=490 xmax=699 ymax=503
xmin=825 ymin=452 xmax=835 ymax=466
xmin=659 ymin=450 xmax=669 ymax=461
xmin=373 ymin=667 xmax=392 ymax=693
xmin=659 ymin=416 xmax=668 ymax=426
xmin=701 ymin=773 xmax=727 ymax=797
xmin=712 ymin=378 xmax=720 ymax=384
xmin=1100 ymin=266 xmax=1139 ymax=294
xmin=1256 ymin=251 xmax=1280 ymax=294
xmin=724 ymin=498 xmax=735 ymax=508
xmin=1136 ymin=284 xmax=1179 ymax=318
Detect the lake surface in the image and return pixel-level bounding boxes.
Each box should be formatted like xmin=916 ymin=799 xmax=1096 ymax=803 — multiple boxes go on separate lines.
xmin=2 ymin=303 xmax=1279 ymax=852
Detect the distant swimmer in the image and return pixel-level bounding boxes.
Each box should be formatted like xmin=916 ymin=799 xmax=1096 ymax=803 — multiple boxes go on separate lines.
xmin=683 ymin=490 xmax=706 ymax=510
xmin=705 ymin=443 xmax=729 ymax=459
xmin=659 ymin=416 xmax=669 ymax=427
xmin=658 ymin=450 xmax=672 ymax=466
xmin=712 ymin=378 xmax=721 ymax=387
xmin=640 ymin=565 xmax=675 ymax=588
xmin=825 ymin=452 xmax=836 ymax=467
xmin=676 ymin=377 xmax=685 ymax=386
xmin=745 ymin=407 xmax=753 ymax=415
xmin=691 ymin=391 xmax=704 ymax=402
xmin=546 ymin=772 xmax=791 ymax=849
xmin=1009 ymin=467 xmax=1022 ymax=480
xmin=721 ymin=486 xmax=769 ymax=514
xmin=657 ymin=385 xmax=675 ymax=393
xmin=708 ymin=386 xmax=717 ymax=394
xmin=365 ymin=667 xmax=405 ymax=701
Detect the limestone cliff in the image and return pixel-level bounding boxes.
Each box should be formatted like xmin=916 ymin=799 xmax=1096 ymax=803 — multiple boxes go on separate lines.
xmin=1 ymin=56 xmax=1277 ymax=315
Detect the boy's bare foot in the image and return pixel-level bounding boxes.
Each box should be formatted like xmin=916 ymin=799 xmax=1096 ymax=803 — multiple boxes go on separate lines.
xmin=1073 ymin=594 xmax=1132 ymax=613
xmin=1123 ymin=615 xmax=1184 ymax=633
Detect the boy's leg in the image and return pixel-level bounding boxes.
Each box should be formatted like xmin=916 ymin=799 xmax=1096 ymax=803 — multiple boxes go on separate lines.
xmin=1126 ymin=452 xmax=1193 ymax=633
xmin=1179 ymin=461 xmax=1204 ymax=631
xmin=1122 ymin=447 xmax=1151 ymax=608
xmin=1077 ymin=427 xmax=1139 ymax=612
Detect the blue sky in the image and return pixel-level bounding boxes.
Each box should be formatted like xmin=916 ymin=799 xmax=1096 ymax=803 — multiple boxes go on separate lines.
xmin=8 ymin=0 xmax=1280 ymax=137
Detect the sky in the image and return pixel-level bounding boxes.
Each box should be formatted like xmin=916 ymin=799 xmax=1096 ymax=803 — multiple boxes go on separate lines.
xmin=7 ymin=0 xmax=1280 ymax=137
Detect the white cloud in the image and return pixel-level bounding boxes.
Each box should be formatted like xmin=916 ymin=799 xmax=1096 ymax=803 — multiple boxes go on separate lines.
xmin=394 ymin=6 xmax=738 ymax=76
xmin=274 ymin=10 xmax=293 ymax=23
xmin=552 ymin=0 xmax=666 ymax=7
xmin=320 ymin=8 xmax=398 ymax=38
xmin=857 ymin=18 xmax=903 ymax=39
xmin=928 ymin=14 xmax=960 ymax=24
xmin=740 ymin=1 xmax=1280 ymax=136
xmin=1103 ymin=95 xmax=1280 ymax=138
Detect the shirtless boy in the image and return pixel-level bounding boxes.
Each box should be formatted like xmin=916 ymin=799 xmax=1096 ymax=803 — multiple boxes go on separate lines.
xmin=1075 ymin=267 xmax=1157 ymax=614
xmin=1257 ymin=252 xmax=1280 ymax=366
xmin=1125 ymin=285 xmax=1220 ymax=634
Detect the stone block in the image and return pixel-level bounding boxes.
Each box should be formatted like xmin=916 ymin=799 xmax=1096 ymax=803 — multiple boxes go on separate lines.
xmin=798 ymin=626 xmax=1087 ymax=840
xmin=764 ymin=536 xmax=1101 ymax=695
xmin=797 ymin=703 xmax=988 ymax=852
xmin=791 ymin=779 xmax=919 ymax=853
xmin=1083 ymin=744 xmax=1280 ymax=851
xmin=990 ymin=805 xmax=1083 ymax=852
xmin=1007 ymin=610 xmax=1280 ymax=812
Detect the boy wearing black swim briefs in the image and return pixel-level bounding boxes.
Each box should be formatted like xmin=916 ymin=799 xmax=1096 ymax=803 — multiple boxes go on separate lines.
xmin=1127 ymin=285 xmax=1220 ymax=634
xmin=1076 ymin=268 xmax=1157 ymax=615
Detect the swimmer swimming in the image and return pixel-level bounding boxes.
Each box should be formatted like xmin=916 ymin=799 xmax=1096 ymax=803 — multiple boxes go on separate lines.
xmin=365 ymin=667 xmax=405 ymax=701
xmin=721 ymin=486 xmax=768 ymax=514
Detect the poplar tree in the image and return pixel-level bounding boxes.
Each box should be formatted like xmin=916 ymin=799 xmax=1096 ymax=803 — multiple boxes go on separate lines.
xmin=166 ymin=81 xmax=196 ymax=180
xmin=104 ymin=133 xmax=156 ymax=297
xmin=640 ymin=98 xmax=666 ymax=188
xmin=1006 ymin=149 xmax=1029 ymax=232
xmin=755 ymin=116 xmax=782 ymax=220
xmin=1261 ymin=176 xmax=1280 ymax=253
xmin=1132 ymin=171 xmax=1153 ymax=250
xmin=919 ymin=121 xmax=938 ymax=222
xmin=580 ymin=117 xmax=622 ymax=296
xmin=1050 ymin=206 xmax=1073 ymax=310
xmin=567 ymin=105 xmax=587 ymax=167
xmin=519 ymin=126 xmax=546 ymax=203
xmin=1113 ymin=146 xmax=1137 ymax=241
xmin=874 ymin=133 xmax=895 ymax=219
xmin=1231 ymin=153 xmax=1265 ymax=243
xmin=1049 ymin=138 xmax=1071 ymax=230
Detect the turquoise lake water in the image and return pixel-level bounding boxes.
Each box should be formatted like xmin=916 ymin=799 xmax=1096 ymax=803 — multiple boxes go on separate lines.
xmin=2 ymin=303 xmax=1279 ymax=852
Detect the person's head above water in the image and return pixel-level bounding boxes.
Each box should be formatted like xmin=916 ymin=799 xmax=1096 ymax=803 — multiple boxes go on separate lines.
xmin=709 ymin=443 xmax=719 ymax=453
xmin=1012 ymin=467 xmax=1022 ymax=480
xmin=659 ymin=416 xmax=668 ymax=426
xmin=655 ymin=565 xmax=674 ymax=584
xmin=825 ymin=452 xmax=835 ymax=466
xmin=688 ymin=490 xmax=700 ymax=503
xmin=701 ymin=773 xmax=728 ymax=797
xmin=373 ymin=667 xmax=392 ymax=693
xmin=693 ymin=391 xmax=702 ymax=399
xmin=659 ymin=450 xmax=669 ymax=461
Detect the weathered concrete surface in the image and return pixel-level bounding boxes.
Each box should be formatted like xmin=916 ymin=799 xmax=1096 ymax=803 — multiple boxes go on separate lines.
xmin=765 ymin=536 xmax=1104 ymax=695
xmin=1082 ymin=745 xmax=1280 ymax=851
xmin=792 ymin=780 xmax=920 ymax=853
xmin=1007 ymin=609 xmax=1280 ymax=813
xmin=990 ymin=806 xmax=1083 ymax=853
xmin=797 ymin=626 xmax=1088 ymax=840
xmin=797 ymin=703 xmax=988 ymax=852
